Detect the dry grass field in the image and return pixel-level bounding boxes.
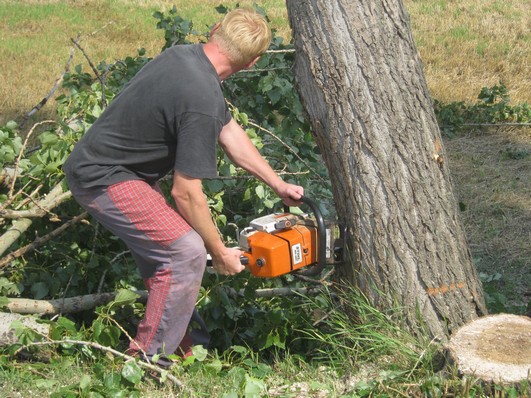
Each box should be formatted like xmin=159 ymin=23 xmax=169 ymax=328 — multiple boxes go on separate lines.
xmin=0 ymin=0 xmax=529 ymax=312
xmin=0 ymin=0 xmax=529 ymax=124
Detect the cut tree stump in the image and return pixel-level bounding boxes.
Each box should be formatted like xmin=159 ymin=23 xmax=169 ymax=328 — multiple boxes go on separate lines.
xmin=447 ymin=314 xmax=531 ymax=384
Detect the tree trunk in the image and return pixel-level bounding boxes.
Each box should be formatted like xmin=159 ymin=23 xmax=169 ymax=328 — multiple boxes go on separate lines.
xmin=286 ymin=0 xmax=487 ymax=339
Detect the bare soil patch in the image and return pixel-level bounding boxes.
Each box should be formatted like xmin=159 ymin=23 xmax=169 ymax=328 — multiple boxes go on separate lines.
xmin=444 ymin=126 xmax=530 ymax=312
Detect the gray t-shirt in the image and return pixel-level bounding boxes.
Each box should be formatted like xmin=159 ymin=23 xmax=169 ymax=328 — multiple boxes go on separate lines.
xmin=64 ymin=44 xmax=231 ymax=188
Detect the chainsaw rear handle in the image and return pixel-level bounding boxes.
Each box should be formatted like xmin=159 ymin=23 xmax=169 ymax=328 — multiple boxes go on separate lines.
xmin=206 ymin=255 xmax=248 ymax=268
xmin=288 ymin=196 xmax=327 ymax=277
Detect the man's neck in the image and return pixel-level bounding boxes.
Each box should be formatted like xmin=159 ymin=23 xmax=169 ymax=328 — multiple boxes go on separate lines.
xmin=202 ymin=42 xmax=238 ymax=81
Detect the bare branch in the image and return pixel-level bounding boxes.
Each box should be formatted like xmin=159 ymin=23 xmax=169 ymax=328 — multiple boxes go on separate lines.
xmin=0 ymin=212 xmax=88 ymax=269
xmin=8 ymin=120 xmax=57 ymax=198
xmin=19 ymin=339 xmax=183 ymax=388
xmin=20 ymin=37 xmax=78 ymax=129
xmin=71 ymin=38 xmax=107 ymax=107
xmin=1 ymin=191 xmax=72 ymax=220
xmin=247 ymin=120 xmax=327 ymax=183
xmin=0 ymin=181 xmax=71 ymax=257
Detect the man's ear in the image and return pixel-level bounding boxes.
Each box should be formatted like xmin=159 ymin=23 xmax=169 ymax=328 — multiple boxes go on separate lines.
xmin=244 ymin=56 xmax=261 ymax=70
xmin=210 ymin=22 xmax=221 ymax=37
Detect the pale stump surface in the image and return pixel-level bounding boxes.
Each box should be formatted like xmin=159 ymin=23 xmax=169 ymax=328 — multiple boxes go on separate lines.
xmin=448 ymin=314 xmax=531 ymax=383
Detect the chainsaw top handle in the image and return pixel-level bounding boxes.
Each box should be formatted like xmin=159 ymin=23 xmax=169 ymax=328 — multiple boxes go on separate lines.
xmin=285 ymin=196 xmax=327 ymax=277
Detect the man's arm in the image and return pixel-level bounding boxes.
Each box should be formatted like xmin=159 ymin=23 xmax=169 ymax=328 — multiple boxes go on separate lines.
xmin=218 ymin=118 xmax=304 ymax=205
xmin=171 ymin=171 xmax=244 ymax=275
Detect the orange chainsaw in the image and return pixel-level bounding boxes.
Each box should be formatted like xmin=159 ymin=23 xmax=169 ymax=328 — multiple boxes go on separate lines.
xmin=238 ymin=196 xmax=345 ymax=277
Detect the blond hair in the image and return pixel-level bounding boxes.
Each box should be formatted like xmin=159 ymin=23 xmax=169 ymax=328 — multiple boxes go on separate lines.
xmin=212 ymin=8 xmax=272 ymax=67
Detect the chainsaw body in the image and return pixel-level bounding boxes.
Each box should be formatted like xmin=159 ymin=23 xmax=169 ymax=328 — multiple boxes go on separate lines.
xmin=239 ymin=197 xmax=342 ymax=278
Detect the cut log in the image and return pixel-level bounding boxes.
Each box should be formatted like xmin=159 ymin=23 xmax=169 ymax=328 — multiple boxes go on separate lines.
xmin=447 ymin=314 xmax=531 ymax=384
xmin=2 ymin=286 xmax=323 ymax=315
xmin=3 ymin=291 xmax=148 ymax=315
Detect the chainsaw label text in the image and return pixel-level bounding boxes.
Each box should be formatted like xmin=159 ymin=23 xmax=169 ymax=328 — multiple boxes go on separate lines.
xmin=291 ymin=243 xmax=303 ymax=265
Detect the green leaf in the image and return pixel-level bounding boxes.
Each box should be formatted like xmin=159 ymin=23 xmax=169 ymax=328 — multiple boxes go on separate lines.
xmin=31 ymin=282 xmax=49 ymax=300
xmin=244 ymin=374 xmax=265 ymax=397
xmin=98 ymin=325 xmax=121 ymax=346
xmin=204 ymin=358 xmax=223 ymax=374
xmin=113 ymin=289 xmax=140 ymax=306
xmin=230 ymin=345 xmax=249 ymax=355
xmin=104 ymin=372 xmax=122 ymax=390
xmin=191 ymin=345 xmax=208 ymax=361
xmin=38 ymin=131 xmax=58 ymax=146
xmin=122 ymin=361 xmax=143 ymax=385
xmin=6 ymin=120 xmax=17 ymax=130
xmin=0 ymin=296 xmax=10 ymax=309
xmin=57 ymin=316 xmax=78 ymax=332
xmin=255 ymin=185 xmax=265 ymax=199
xmin=92 ymin=319 xmax=103 ymax=340
xmin=35 ymin=379 xmax=59 ymax=389
xmin=78 ymin=374 xmax=92 ymax=391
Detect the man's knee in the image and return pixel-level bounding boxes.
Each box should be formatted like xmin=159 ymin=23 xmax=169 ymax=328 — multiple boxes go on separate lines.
xmin=169 ymin=230 xmax=207 ymax=274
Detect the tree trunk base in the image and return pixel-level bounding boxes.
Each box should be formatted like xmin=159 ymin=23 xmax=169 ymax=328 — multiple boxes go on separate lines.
xmin=447 ymin=314 xmax=531 ymax=384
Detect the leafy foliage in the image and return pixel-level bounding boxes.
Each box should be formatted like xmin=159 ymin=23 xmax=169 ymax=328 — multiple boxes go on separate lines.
xmin=435 ymin=82 xmax=531 ymax=135
xmin=0 ymin=5 xmax=327 ymax=361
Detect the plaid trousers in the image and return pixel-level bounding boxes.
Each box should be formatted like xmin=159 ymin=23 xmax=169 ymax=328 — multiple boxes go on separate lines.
xmin=67 ymin=178 xmax=209 ymax=365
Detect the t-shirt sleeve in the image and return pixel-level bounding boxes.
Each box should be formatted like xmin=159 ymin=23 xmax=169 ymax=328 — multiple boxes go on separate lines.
xmin=173 ymin=112 xmax=224 ymax=179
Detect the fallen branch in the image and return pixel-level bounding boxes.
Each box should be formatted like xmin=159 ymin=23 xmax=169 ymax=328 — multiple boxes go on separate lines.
xmin=4 ymin=285 xmax=324 ymax=315
xmin=0 ymin=196 xmax=72 ymax=219
xmin=0 ymin=180 xmax=71 ymax=258
xmin=19 ymin=339 xmax=183 ymax=388
xmin=4 ymin=291 xmax=148 ymax=315
xmin=0 ymin=212 xmax=88 ymax=269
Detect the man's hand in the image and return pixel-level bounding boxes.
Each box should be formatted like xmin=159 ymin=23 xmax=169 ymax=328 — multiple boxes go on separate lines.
xmin=211 ymin=247 xmax=246 ymax=276
xmin=275 ymin=181 xmax=304 ymax=207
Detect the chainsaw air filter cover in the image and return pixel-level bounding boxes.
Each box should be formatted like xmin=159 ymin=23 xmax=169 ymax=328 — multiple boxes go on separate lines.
xmin=239 ymin=213 xmax=318 ymax=277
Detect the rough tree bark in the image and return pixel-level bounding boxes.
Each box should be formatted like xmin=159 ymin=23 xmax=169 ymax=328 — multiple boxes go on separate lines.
xmin=285 ymin=0 xmax=487 ymax=339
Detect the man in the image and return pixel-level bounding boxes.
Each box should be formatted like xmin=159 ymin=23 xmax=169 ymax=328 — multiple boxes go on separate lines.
xmin=63 ymin=8 xmax=304 ymax=365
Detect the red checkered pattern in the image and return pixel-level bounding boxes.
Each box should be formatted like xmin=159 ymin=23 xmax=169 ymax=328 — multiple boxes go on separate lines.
xmin=132 ymin=270 xmax=172 ymax=352
xmin=107 ymin=180 xmax=192 ymax=246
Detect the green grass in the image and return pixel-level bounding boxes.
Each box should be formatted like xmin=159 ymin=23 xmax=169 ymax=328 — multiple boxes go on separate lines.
xmin=2 ymin=285 xmax=529 ymax=397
